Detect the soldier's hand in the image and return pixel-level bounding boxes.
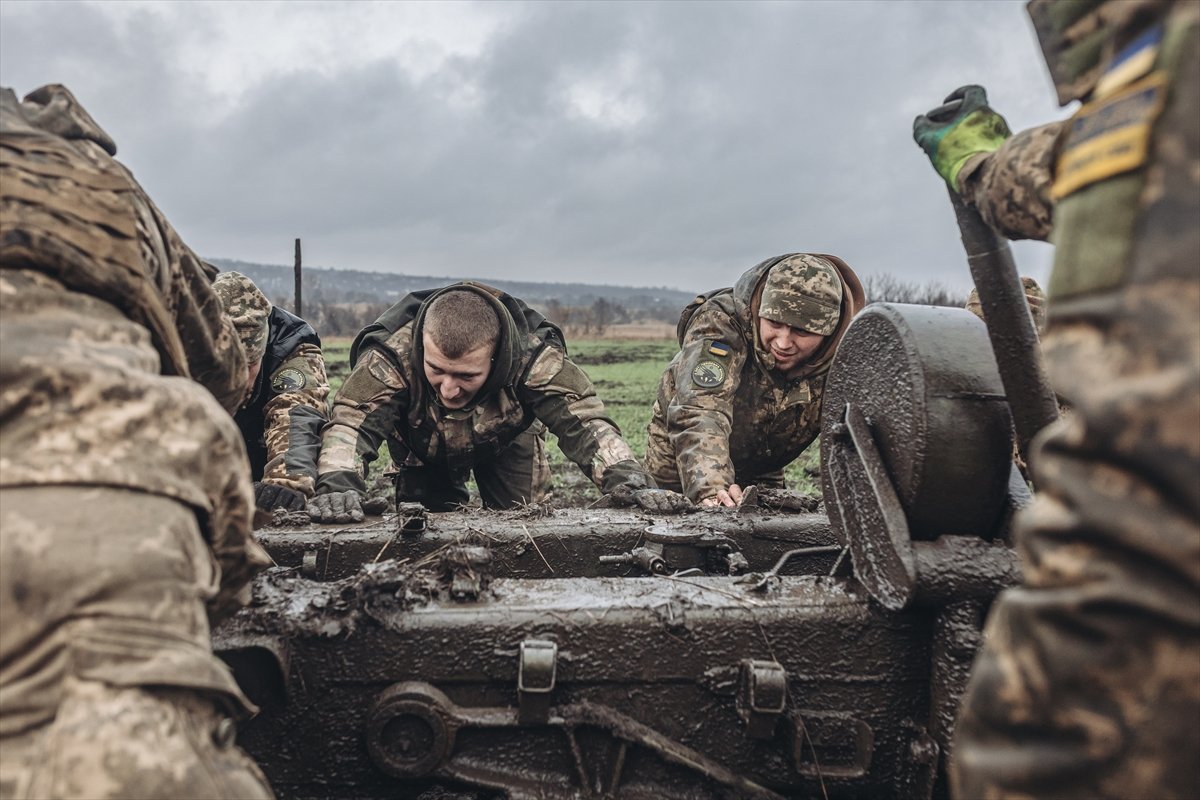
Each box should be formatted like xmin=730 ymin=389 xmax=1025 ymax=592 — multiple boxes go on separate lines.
xmin=308 ymin=490 xmax=364 ymax=524
xmin=253 ymin=481 xmax=307 ymax=512
xmin=361 ymin=496 xmax=390 ymax=516
xmin=607 ymin=484 xmax=693 ymax=513
xmin=630 ymin=488 xmax=693 ymax=514
xmin=913 ymin=85 xmax=1011 ymax=189
xmin=701 ymin=484 xmax=744 ymax=508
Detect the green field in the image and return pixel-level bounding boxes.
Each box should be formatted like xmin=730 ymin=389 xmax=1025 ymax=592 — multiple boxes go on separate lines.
xmin=322 ymin=338 xmax=819 ymax=505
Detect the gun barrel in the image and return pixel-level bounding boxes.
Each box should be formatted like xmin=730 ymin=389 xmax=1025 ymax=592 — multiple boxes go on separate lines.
xmin=950 ymin=189 xmax=1060 ymax=463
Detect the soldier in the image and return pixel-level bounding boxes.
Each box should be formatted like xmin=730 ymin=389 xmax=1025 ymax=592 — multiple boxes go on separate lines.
xmin=644 ymin=253 xmax=865 ymax=507
xmin=213 ymin=271 xmax=330 ymax=512
xmin=309 ymin=281 xmax=688 ymax=522
xmin=913 ymin=1 xmax=1200 ymax=797
xmin=966 ymin=275 xmax=1047 ymax=336
xmin=0 ymin=85 xmax=272 ymax=798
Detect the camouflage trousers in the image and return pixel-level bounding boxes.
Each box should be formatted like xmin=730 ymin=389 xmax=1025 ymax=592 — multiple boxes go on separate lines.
xmin=394 ymin=423 xmax=551 ymax=511
xmin=0 ymin=486 xmax=272 ymax=799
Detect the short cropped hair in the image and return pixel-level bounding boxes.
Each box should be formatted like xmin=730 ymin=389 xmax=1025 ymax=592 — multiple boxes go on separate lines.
xmin=424 ymin=290 xmax=501 ymax=358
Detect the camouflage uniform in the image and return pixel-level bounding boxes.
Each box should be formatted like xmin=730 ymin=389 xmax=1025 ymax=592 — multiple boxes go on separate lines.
xmin=215 ymin=272 xmax=329 ymax=498
xmin=0 ymin=85 xmax=271 ymax=798
xmin=644 ymin=254 xmax=865 ymax=503
xmin=317 ymin=282 xmax=652 ymax=510
xmin=943 ymin=3 xmax=1200 ymax=797
xmin=966 ymin=275 xmax=1047 ymax=335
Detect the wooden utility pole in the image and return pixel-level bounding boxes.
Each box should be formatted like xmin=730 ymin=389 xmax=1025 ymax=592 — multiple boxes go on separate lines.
xmin=294 ymin=238 xmax=303 ymax=318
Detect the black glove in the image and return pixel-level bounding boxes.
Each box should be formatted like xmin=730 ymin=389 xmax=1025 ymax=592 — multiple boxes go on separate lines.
xmin=308 ymin=490 xmax=364 ymax=524
xmin=609 ymin=484 xmax=694 ymax=514
xmin=253 ymin=481 xmax=307 ymax=512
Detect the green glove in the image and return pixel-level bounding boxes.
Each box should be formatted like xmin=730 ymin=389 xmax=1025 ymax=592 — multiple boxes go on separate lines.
xmin=913 ymin=85 xmax=1012 ymax=189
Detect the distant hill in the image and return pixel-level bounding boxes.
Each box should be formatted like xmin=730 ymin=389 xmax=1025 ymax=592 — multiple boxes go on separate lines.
xmin=208 ymin=258 xmax=697 ymax=317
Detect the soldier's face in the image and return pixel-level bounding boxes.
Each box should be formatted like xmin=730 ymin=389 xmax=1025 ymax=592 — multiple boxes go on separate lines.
xmin=243 ymin=359 xmax=262 ymax=404
xmin=246 ymin=359 xmax=262 ymax=391
xmin=422 ymin=333 xmax=494 ymax=409
xmin=758 ymin=316 xmax=826 ymax=372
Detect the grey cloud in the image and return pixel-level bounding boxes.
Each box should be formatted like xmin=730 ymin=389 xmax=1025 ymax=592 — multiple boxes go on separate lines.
xmin=1 ymin=0 xmax=1059 ymax=294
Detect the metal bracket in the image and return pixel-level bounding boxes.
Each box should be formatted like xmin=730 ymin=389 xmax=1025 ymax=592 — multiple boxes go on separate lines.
xmin=598 ymin=544 xmax=667 ymax=575
xmin=301 ymin=550 xmax=319 ymax=579
xmin=737 ymin=659 xmax=787 ymax=739
xmin=827 ymin=402 xmax=917 ymax=610
xmin=517 ymin=639 xmax=558 ymax=724
xmin=396 ymin=502 xmax=427 ymax=537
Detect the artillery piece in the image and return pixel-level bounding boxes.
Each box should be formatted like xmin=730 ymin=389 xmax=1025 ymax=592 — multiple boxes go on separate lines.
xmin=214 ymin=302 xmax=1031 ymax=799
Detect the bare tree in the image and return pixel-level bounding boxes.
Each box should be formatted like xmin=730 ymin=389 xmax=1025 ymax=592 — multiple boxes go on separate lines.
xmin=864 ymin=273 xmax=966 ymax=308
xmin=590 ymin=298 xmax=616 ymax=336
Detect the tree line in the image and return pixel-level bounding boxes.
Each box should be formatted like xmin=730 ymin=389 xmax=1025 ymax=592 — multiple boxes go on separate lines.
xmin=284 ymin=273 xmax=968 ymax=339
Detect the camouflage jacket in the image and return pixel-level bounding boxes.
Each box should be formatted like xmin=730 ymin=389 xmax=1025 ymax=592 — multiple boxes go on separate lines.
xmin=317 ymin=282 xmax=651 ymax=495
xmin=957 ymin=122 xmax=1062 ymax=242
xmin=950 ymin=3 xmax=1200 ymax=798
xmin=644 ymin=255 xmax=865 ymax=502
xmin=235 ymin=306 xmax=329 ymax=497
xmin=955 ymin=1 xmax=1175 ymax=243
xmin=0 ymin=85 xmax=267 ymax=617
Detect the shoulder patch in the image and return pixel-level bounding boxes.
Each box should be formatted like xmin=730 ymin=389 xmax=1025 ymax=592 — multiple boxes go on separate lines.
xmin=272 ymin=367 xmax=307 ymax=393
xmin=708 ymin=341 xmax=732 ymax=357
xmin=1051 ymin=71 xmax=1167 ymax=200
xmin=691 ymin=360 xmax=726 ymax=389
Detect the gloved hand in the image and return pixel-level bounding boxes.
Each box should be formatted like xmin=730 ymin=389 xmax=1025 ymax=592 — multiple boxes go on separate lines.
xmin=361 ymin=496 xmax=391 ymax=516
xmin=913 ymin=85 xmax=1011 ymax=189
xmin=609 ymin=484 xmax=694 ymax=514
xmin=308 ymin=490 xmax=364 ymax=524
xmin=253 ymin=481 xmax=307 ymax=512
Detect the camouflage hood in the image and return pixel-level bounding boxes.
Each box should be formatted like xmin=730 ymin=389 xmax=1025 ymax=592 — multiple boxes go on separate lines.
xmin=731 ymin=253 xmax=866 ymax=380
xmin=350 ymin=281 xmax=564 ymax=422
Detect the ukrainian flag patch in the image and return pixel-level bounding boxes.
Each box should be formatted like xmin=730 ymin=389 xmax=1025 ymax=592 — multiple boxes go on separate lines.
xmin=1051 ymin=71 xmax=1167 ymax=200
xmin=708 ymin=341 xmax=732 ymax=358
xmin=1094 ymin=24 xmax=1162 ymax=99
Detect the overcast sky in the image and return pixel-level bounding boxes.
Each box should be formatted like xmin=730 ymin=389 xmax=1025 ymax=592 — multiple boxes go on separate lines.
xmin=1 ymin=0 xmax=1065 ymax=294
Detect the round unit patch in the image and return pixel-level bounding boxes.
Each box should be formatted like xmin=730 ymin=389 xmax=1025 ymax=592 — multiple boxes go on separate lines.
xmin=272 ymin=367 xmax=307 ymax=392
xmin=691 ymin=360 xmax=726 ymax=388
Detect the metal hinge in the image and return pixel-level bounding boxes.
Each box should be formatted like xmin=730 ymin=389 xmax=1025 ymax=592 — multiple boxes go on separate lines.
xmin=738 ymin=659 xmax=787 ymax=739
xmin=517 ymin=639 xmax=558 ymax=724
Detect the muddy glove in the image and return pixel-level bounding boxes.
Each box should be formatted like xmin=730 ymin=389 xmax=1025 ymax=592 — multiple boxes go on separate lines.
xmin=361 ymin=496 xmax=390 ymax=516
xmin=308 ymin=490 xmax=364 ymax=524
xmin=913 ymin=85 xmax=1011 ymax=189
xmin=608 ymin=484 xmax=694 ymax=514
xmin=253 ymin=481 xmax=307 ymax=512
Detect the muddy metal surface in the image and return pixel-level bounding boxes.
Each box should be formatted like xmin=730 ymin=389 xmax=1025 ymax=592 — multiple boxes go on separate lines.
xmin=255 ymin=507 xmax=841 ymax=582
xmin=216 ymin=303 xmax=1028 ymax=799
xmin=218 ymin=504 xmax=1017 ymax=799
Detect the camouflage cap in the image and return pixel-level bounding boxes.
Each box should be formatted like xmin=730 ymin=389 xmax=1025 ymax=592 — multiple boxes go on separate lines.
xmin=758 ymin=254 xmax=843 ymax=336
xmin=966 ymin=276 xmax=1047 ymax=335
xmin=213 ymin=271 xmax=270 ymax=363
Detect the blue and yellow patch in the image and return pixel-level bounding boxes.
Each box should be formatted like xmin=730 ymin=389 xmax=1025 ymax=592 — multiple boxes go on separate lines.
xmin=1095 ymin=24 xmax=1162 ymax=99
xmin=1051 ymin=71 xmax=1167 ymax=200
xmin=708 ymin=341 xmax=732 ymax=358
